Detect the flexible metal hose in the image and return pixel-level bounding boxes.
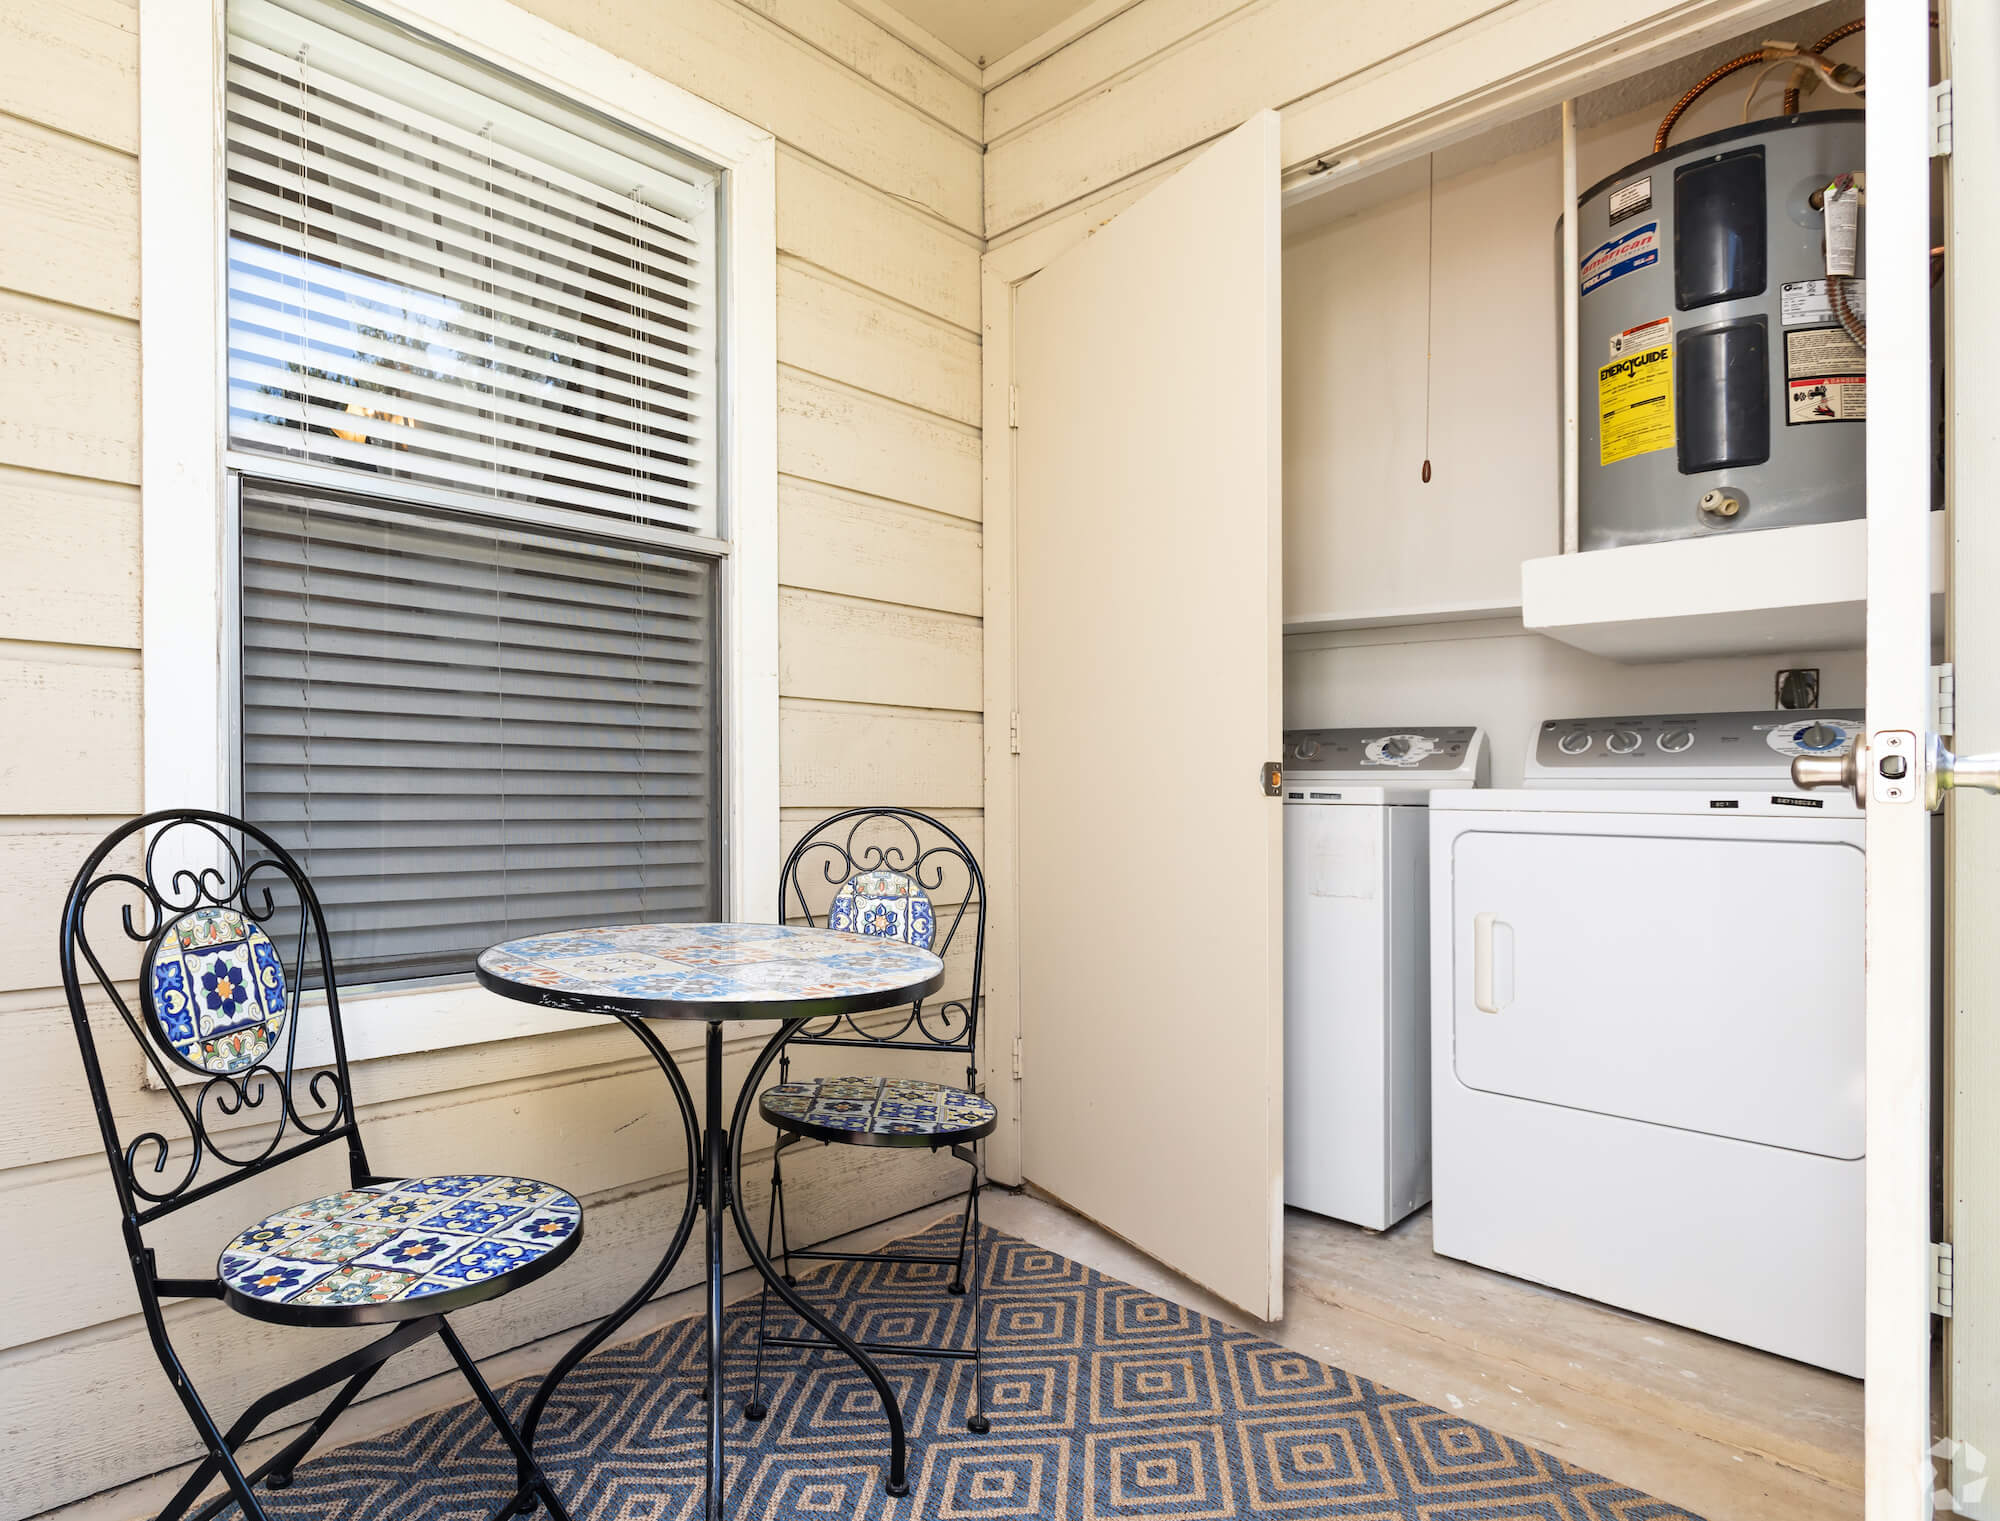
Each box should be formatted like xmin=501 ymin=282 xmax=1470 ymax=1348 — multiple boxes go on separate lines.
xmin=1781 ymin=19 xmax=1867 ymax=114
xmin=1654 ymin=52 xmax=1769 ymax=152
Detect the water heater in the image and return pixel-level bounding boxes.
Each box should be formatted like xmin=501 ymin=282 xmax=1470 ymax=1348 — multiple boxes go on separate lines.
xmin=1573 ymin=111 xmax=1888 ymax=551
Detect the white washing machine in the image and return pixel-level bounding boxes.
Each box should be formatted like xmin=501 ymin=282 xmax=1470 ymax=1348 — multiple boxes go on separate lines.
xmin=1283 ymin=725 xmax=1488 ymax=1231
xmin=1428 ymin=710 xmax=1866 ymax=1375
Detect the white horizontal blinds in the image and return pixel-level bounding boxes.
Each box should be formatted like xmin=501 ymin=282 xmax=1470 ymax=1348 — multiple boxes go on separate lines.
xmin=225 ymin=0 xmax=721 ymax=536
xmin=241 ymin=480 xmax=721 ymax=984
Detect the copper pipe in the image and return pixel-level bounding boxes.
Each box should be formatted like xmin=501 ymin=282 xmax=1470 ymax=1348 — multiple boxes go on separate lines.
xmin=1654 ymin=51 xmax=1768 ymax=153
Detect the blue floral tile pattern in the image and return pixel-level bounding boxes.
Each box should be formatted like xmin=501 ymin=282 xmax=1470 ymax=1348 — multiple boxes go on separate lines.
xmin=218 ymin=1175 xmax=580 ymax=1314
xmin=826 ymin=869 xmax=936 ymax=949
xmin=144 ymin=907 xmax=290 ymax=1074
xmin=477 ymin=923 xmax=943 ymax=1015
xmin=761 ymin=1075 xmax=995 ymax=1143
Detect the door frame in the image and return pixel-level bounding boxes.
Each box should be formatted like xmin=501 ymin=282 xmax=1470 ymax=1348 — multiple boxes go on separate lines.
xmin=979 ymin=2 xmax=1941 ymax=1516
xmin=1944 ymin=0 xmax=2000 ymax=1510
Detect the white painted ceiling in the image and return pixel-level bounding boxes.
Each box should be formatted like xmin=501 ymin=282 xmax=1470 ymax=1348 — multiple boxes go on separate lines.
xmin=877 ymin=0 xmax=1095 ymax=66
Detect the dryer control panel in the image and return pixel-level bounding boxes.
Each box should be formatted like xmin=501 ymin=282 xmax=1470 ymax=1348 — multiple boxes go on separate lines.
xmin=1528 ymin=710 xmax=1863 ymax=787
xmin=1283 ymin=726 xmax=1489 ymax=786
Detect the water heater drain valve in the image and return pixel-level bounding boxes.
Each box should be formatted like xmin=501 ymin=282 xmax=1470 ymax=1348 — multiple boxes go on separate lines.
xmin=1698 ymin=489 xmax=1743 ymax=518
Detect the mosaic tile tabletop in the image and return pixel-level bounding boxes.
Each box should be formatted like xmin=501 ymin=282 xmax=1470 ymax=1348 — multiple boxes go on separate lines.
xmin=218 ymin=1174 xmax=581 ymax=1323
xmin=477 ymin=923 xmax=944 ymax=1020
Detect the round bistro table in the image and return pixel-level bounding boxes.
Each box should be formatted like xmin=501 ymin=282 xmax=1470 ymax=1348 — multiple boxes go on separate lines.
xmin=476 ymin=922 xmax=946 ymax=1519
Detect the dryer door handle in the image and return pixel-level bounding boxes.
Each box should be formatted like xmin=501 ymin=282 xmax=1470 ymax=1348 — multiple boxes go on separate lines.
xmin=1473 ymin=912 xmax=1514 ymax=1013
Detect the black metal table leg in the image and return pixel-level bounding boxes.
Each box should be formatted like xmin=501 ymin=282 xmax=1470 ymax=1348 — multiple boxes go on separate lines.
xmin=703 ymin=1019 xmax=727 ymax=1521
xmin=727 ymin=1022 xmax=911 ymax=1497
xmin=518 ymin=1014 xmax=911 ymax=1515
xmin=514 ymin=1014 xmax=701 ymax=1513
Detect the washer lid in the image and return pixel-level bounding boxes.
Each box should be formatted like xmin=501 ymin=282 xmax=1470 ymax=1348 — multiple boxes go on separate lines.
xmin=1281 ymin=726 xmax=1488 ymax=789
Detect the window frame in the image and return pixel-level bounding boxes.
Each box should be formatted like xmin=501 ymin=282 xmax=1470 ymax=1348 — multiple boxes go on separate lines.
xmin=140 ymin=0 xmax=779 ymax=1071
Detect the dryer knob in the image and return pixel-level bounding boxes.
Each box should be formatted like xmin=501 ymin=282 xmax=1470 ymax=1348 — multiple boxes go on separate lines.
xmin=1557 ymin=731 xmax=1593 ymax=755
xmin=1606 ymin=729 xmax=1642 ymax=754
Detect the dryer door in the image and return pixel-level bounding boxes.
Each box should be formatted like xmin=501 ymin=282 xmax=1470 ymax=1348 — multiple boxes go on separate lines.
xmin=1449 ymin=824 xmax=1864 ymax=1158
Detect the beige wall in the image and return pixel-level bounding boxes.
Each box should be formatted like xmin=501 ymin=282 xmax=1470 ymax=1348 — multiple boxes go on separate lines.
xmin=0 ymin=0 xmax=983 ymax=1512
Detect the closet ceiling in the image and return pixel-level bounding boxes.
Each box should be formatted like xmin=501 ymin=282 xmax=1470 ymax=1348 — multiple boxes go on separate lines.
xmin=877 ymin=0 xmax=1095 ymax=66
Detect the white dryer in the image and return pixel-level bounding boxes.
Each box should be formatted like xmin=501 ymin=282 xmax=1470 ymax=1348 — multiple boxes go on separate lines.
xmin=1427 ymin=710 xmax=1865 ymax=1375
xmin=1283 ymin=725 xmax=1488 ymax=1231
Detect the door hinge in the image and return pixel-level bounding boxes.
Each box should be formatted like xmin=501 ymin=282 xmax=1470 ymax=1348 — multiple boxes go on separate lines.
xmin=1008 ymin=384 xmax=1019 ymax=429
xmin=1932 ymin=1240 xmax=1955 ymax=1318
xmin=1009 ymin=710 xmax=1022 ymax=755
xmin=1930 ymin=79 xmax=1953 ymax=157
xmin=1933 ymin=663 xmax=1956 ymax=738
xmin=1011 ymin=1033 xmax=1023 ymax=1079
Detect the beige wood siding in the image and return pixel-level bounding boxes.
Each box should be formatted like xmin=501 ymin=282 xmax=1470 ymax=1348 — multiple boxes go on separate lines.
xmin=0 ymin=0 xmax=982 ymax=1510
xmin=979 ymin=0 xmax=1805 ymax=243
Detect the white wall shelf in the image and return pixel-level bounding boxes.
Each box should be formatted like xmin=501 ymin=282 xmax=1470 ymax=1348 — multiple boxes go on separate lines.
xmin=1284 ymin=598 xmax=1524 ymax=637
xmin=1522 ymin=516 xmax=1946 ymax=663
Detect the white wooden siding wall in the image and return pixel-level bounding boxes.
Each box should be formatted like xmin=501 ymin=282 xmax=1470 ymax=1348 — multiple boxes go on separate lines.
xmin=0 ymin=0 xmax=983 ymax=1510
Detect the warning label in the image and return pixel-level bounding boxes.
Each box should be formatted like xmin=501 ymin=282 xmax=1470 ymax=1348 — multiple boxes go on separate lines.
xmin=1581 ymin=222 xmax=1660 ymax=296
xmin=1785 ymin=325 xmax=1865 ymax=425
xmin=1786 ymin=325 xmax=1866 ymax=379
xmin=1608 ymin=176 xmax=1653 ymax=226
xmin=1789 ymin=375 xmax=1866 ymax=424
xmin=1598 ymin=340 xmax=1674 ymax=464
xmin=1609 ymin=316 xmax=1671 ymax=359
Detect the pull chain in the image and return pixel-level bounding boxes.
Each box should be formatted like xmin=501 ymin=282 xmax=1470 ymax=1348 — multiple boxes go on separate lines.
xmin=1421 ymin=151 xmax=1434 ymax=485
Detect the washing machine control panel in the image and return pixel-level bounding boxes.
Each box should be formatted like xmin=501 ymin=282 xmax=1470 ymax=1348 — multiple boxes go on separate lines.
xmin=1531 ymin=710 xmax=1863 ymax=784
xmin=1282 ymin=725 xmax=1488 ymax=783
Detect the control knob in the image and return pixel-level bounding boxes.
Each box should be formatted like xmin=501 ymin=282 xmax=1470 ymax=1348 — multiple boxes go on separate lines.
xmin=1557 ymin=731 xmax=1592 ymax=755
xmin=1795 ymin=722 xmax=1843 ymax=751
xmin=1605 ymin=729 xmax=1642 ymax=754
xmin=1658 ymin=729 xmax=1695 ymax=753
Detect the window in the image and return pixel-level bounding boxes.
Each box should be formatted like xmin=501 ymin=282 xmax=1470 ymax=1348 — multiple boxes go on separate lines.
xmin=140 ymin=0 xmax=777 ymax=1045
xmin=219 ymin=0 xmax=732 ymax=984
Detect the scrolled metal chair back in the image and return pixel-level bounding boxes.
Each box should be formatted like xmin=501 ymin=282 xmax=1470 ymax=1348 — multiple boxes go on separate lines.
xmin=59 ymin=809 xmax=369 ymax=1229
xmin=779 ymin=808 xmax=985 ymax=1070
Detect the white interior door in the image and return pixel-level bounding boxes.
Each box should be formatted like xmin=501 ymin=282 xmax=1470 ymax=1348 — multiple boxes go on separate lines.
xmin=1945 ymin=2 xmax=2000 ymax=1513
xmin=1859 ymin=4 xmax=1942 ymax=1516
xmin=1012 ymin=113 xmax=1284 ymax=1320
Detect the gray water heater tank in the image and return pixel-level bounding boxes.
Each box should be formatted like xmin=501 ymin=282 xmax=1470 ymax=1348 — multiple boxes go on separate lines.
xmin=1574 ymin=112 xmax=1885 ymax=551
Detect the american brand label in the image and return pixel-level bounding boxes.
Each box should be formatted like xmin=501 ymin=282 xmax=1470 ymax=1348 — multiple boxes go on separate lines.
xmin=1580 ymin=221 xmax=1659 ymax=295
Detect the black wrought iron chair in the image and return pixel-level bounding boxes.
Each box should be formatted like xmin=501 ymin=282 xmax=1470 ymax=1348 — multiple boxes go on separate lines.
xmin=743 ymin=807 xmax=996 ymax=1433
xmin=58 ymin=810 xmax=581 ymax=1521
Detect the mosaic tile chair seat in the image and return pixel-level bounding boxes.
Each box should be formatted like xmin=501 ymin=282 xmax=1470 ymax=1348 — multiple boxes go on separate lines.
xmin=58 ymin=811 xmax=582 ymax=1521
xmin=745 ymin=808 xmax=995 ymax=1432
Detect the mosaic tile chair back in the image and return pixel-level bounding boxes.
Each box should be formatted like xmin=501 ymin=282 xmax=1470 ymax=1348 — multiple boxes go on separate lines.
xmin=748 ymin=806 xmax=997 ymax=1434
xmin=763 ymin=814 xmax=996 ymax=1145
xmin=58 ymin=810 xmax=584 ymax=1520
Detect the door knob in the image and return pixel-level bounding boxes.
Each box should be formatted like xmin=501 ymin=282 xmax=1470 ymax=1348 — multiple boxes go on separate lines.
xmin=1934 ymin=742 xmax=2000 ymax=803
xmin=1793 ymin=733 xmax=2000 ymax=811
xmin=1792 ymin=738 xmax=1866 ymax=807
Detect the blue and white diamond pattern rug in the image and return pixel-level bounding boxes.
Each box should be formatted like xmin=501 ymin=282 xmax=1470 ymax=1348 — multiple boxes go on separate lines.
xmin=242 ymin=1219 xmax=1705 ymax=1518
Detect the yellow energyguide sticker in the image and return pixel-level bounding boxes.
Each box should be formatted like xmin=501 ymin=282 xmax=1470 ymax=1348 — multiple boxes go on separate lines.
xmin=1598 ymin=341 xmax=1674 ymax=465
